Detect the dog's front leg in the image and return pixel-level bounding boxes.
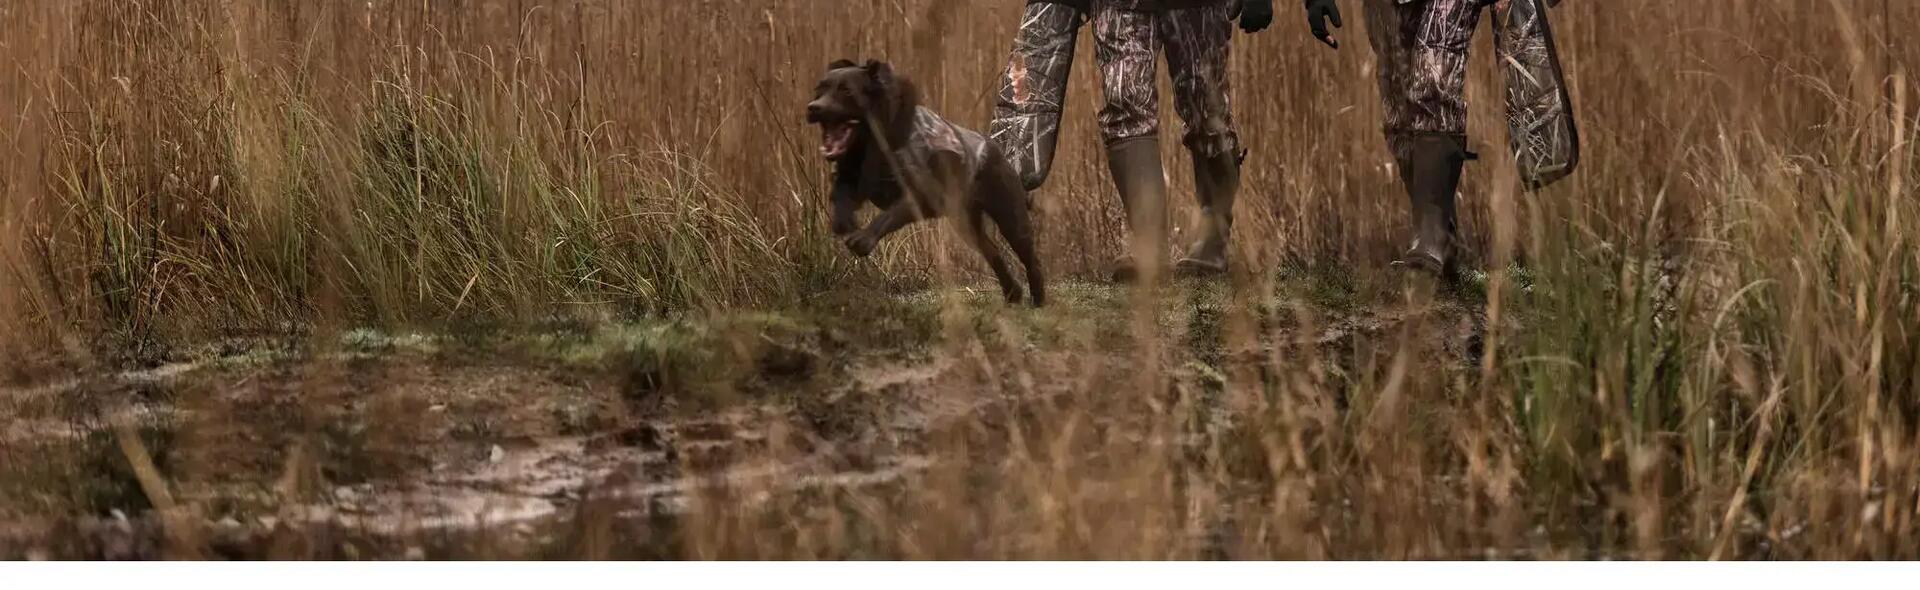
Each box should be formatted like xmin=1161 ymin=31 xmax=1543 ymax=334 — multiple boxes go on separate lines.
xmin=844 ymin=198 xmax=929 ymax=257
xmin=830 ymin=179 xmax=861 ymax=236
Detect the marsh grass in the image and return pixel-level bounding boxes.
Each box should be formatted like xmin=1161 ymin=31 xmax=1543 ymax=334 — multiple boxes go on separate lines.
xmin=2 ymin=0 xmax=1918 ymax=559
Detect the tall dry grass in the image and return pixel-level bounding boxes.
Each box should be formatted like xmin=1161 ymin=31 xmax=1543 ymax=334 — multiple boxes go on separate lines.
xmin=2 ymin=0 xmax=1917 ymax=558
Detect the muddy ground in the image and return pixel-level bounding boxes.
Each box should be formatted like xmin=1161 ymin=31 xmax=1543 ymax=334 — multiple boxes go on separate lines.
xmin=0 ymin=275 xmax=1492 ymax=559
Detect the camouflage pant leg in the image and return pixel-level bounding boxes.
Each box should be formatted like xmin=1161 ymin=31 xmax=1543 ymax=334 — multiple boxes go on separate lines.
xmin=991 ymin=2 xmax=1086 ymax=191
xmin=1159 ymin=3 xmax=1238 ymax=159
xmin=1365 ymin=0 xmax=1484 ymax=156
xmin=1093 ymin=4 xmax=1162 ymax=145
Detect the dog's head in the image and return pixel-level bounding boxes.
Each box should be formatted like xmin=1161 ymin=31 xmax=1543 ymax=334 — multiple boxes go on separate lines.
xmin=807 ymin=59 xmax=918 ymax=162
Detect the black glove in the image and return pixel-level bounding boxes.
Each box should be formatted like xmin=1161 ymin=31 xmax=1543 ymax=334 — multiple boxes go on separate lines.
xmin=1303 ymin=0 xmax=1343 ymax=49
xmin=1237 ymin=0 xmax=1274 ymax=34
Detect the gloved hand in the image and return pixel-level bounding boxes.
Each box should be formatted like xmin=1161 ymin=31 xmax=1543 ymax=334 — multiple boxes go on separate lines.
xmin=1237 ymin=0 xmax=1274 ymax=34
xmin=1303 ymin=0 xmax=1343 ymax=49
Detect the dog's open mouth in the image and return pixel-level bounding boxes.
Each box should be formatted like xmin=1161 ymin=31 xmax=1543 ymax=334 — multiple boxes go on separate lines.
xmin=818 ymin=119 xmax=860 ymax=161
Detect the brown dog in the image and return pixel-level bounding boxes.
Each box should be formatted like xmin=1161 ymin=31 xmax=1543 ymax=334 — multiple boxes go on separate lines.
xmin=807 ymin=59 xmax=1045 ymax=307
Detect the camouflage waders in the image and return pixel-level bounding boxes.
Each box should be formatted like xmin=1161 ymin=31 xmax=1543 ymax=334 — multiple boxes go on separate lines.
xmin=1364 ymin=0 xmax=1576 ymax=273
xmin=1091 ymin=0 xmax=1243 ymax=279
xmin=989 ymin=0 xmax=1246 ymax=279
xmin=1364 ymin=0 xmax=1483 ymax=274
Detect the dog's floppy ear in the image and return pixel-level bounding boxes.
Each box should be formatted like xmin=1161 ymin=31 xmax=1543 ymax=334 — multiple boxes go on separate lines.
xmin=862 ymin=60 xmax=916 ymax=104
xmin=861 ymin=60 xmax=895 ymax=92
xmin=828 ymin=59 xmax=857 ymax=71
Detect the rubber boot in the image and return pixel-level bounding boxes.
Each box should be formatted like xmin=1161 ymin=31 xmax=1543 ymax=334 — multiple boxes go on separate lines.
xmin=1396 ymin=134 xmax=1468 ymax=277
xmin=1106 ymin=136 xmax=1169 ymax=284
xmin=1174 ymin=149 xmax=1242 ymax=276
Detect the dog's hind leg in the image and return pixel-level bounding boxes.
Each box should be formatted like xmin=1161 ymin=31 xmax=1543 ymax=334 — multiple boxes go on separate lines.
xmin=961 ymin=208 xmax=1024 ymax=305
xmin=980 ymin=164 xmax=1046 ymax=307
xmin=989 ymin=209 xmax=1045 ymax=307
xmin=999 ymin=207 xmax=1046 ymax=307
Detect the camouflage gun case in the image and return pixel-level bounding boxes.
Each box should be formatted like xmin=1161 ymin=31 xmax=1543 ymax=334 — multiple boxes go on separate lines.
xmin=991 ymin=1 xmax=1088 ymax=191
xmin=1492 ymin=0 xmax=1579 ymax=189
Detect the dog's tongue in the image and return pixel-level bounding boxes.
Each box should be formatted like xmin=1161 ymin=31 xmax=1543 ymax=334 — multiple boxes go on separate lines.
xmin=820 ymin=121 xmax=856 ymax=160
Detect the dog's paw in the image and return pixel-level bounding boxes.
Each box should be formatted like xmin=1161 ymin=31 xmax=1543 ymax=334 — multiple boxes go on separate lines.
xmin=843 ymin=232 xmax=878 ymax=257
xmin=831 ymin=218 xmax=858 ymax=237
xmin=1001 ymin=285 xmax=1025 ymax=305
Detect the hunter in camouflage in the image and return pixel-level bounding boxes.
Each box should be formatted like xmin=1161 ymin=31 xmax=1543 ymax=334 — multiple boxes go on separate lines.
xmin=990 ymin=0 xmax=1274 ymax=281
xmin=1303 ymin=0 xmax=1576 ymax=276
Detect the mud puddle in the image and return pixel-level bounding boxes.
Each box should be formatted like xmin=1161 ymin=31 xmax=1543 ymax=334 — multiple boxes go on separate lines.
xmin=0 ymin=344 xmax=981 ymax=559
xmin=0 ymin=287 xmax=1490 ymax=559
